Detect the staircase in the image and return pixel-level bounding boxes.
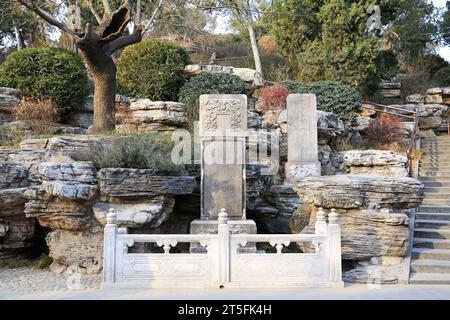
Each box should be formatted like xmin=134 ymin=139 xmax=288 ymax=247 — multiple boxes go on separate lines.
xmin=409 ymin=136 xmax=450 ymax=284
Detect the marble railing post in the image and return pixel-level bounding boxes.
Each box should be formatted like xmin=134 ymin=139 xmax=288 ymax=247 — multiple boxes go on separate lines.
xmin=328 ymin=209 xmax=343 ymax=284
xmin=103 ymin=208 xmax=117 ymax=285
xmin=218 ymin=209 xmax=230 ymax=286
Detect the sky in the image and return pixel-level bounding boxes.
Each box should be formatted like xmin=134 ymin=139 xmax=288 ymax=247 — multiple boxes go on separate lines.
xmin=433 ymin=0 xmax=450 ymax=61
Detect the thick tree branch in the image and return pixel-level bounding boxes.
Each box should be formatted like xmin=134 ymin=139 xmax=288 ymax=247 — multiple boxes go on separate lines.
xmin=104 ymin=26 xmax=143 ymax=55
xmin=87 ymin=0 xmax=103 ymax=24
xmin=98 ymin=3 xmax=132 ymax=43
xmin=142 ymin=0 xmax=165 ymax=35
xmin=17 ymin=0 xmax=78 ymax=36
xmin=102 ymin=0 xmax=112 ymax=14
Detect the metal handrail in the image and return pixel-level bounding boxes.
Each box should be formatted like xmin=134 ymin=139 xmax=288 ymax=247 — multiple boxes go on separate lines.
xmin=363 ymin=101 xmax=420 ymax=177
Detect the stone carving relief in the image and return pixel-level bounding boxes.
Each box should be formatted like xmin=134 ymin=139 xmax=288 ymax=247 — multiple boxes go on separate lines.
xmin=204 ymin=99 xmax=243 ymax=130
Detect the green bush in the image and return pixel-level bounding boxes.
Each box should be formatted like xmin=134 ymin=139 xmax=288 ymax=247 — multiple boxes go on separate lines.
xmin=117 ymin=39 xmax=190 ymax=101
xmin=283 ymin=80 xmax=362 ymax=122
xmin=73 ymin=132 xmax=183 ymax=174
xmin=434 ymin=67 xmax=450 ymax=87
xmin=0 ymin=47 xmax=89 ymax=111
xmin=179 ymin=73 xmax=247 ymax=130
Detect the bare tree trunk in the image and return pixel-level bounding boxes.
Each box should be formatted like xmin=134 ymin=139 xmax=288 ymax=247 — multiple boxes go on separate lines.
xmin=247 ymin=21 xmax=263 ymax=76
xmin=78 ymin=45 xmax=116 ymax=132
xmin=14 ymin=24 xmax=25 ymax=50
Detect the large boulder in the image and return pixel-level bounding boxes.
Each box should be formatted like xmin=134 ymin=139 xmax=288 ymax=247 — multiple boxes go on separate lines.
xmin=294 ymin=175 xmax=423 ymax=210
xmin=0 ymin=162 xmax=29 ymax=189
xmin=124 ymin=100 xmax=188 ymax=131
xmin=24 ymin=186 xmax=92 ymax=231
xmin=338 ymin=150 xmax=409 ymax=177
xmin=97 ymin=168 xmax=196 ymax=197
xmin=0 ymin=186 xmax=34 ymax=258
xmin=291 ymin=174 xmax=423 ymax=272
xmin=93 ymin=195 xmax=175 ymax=228
xmin=0 ymin=149 xmax=52 ymax=184
xmin=38 ymin=162 xmax=98 ymax=200
xmin=46 ymin=225 xmax=103 ymax=274
xmin=0 ymin=87 xmax=20 ymax=113
xmin=185 ymin=64 xmax=264 ymax=87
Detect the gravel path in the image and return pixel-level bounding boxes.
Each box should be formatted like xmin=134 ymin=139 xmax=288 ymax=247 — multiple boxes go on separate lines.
xmin=0 ymin=267 xmax=101 ymax=291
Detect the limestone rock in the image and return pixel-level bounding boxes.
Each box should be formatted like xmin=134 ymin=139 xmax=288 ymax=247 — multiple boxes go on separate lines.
xmin=360 ymin=105 xmax=377 ymax=117
xmin=3 ymin=120 xmax=31 ymax=132
xmin=0 ymin=94 xmax=20 ymax=111
xmin=317 ymin=111 xmax=345 ymax=144
xmin=24 ymin=187 xmax=92 ymax=231
xmin=66 ymin=112 xmax=93 ymax=129
xmin=0 ymin=162 xmax=29 ymax=189
xmin=294 ymin=175 xmax=423 ymax=210
xmin=406 ymin=94 xmax=425 ymax=104
xmin=185 ymin=64 xmax=264 ymax=87
xmin=0 ymin=187 xmax=28 ymax=217
xmin=343 ymin=260 xmax=402 ymax=284
xmin=0 ymin=149 xmax=52 ymax=184
xmin=82 ymin=95 xmax=94 ymax=112
xmin=0 ymin=87 xmax=20 ymax=98
xmin=97 ymin=168 xmax=196 ymax=197
xmin=277 ymin=110 xmax=345 ymax=144
xmin=296 ymin=206 xmax=409 ymax=260
xmin=93 ymin=195 xmax=175 ymax=228
xmin=355 ymin=116 xmax=373 ymax=132
xmin=425 ymin=88 xmax=444 ymax=104
xmin=127 ymin=100 xmax=187 ymax=130
xmin=46 ymin=136 xmax=113 ymax=154
xmin=0 ymin=186 xmax=35 ymax=258
xmin=264 ymin=184 xmax=300 ymax=217
xmin=38 ymin=162 xmax=98 ymax=200
xmin=419 ymin=116 xmax=443 ymax=130
xmin=46 ymin=226 xmax=103 ymax=274
xmin=339 ymin=150 xmax=408 ymax=177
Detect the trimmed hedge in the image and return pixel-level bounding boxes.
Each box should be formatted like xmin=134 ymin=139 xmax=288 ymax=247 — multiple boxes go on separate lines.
xmin=117 ymin=39 xmax=190 ymax=101
xmin=283 ymin=80 xmax=362 ymax=122
xmin=179 ymin=72 xmax=247 ymax=130
xmin=0 ymin=47 xmax=88 ymax=111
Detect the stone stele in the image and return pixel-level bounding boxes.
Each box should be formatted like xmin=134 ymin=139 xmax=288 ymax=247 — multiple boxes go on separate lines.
xmin=285 ymin=94 xmax=321 ymax=182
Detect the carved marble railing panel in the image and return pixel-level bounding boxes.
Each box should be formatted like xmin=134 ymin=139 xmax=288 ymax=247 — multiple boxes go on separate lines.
xmin=103 ymin=208 xmax=343 ymax=289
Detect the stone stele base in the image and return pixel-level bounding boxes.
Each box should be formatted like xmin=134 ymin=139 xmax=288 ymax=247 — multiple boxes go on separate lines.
xmin=189 ymin=219 xmax=257 ymax=253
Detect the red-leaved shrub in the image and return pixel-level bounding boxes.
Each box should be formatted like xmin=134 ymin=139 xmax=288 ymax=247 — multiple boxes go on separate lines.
xmin=364 ymin=114 xmax=403 ymax=148
xmin=258 ymin=85 xmax=289 ymax=112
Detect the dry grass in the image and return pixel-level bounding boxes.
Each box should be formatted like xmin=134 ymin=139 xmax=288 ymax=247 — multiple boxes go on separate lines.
xmin=13 ymin=99 xmax=59 ymax=135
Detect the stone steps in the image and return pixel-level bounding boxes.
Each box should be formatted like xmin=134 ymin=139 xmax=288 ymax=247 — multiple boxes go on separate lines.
xmin=415 ymin=220 xmax=450 ymax=229
xmin=416 ymin=212 xmax=450 ymax=221
xmin=420 ymin=171 xmax=450 ymax=176
xmin=417 ymin=205 xmax=450 ymax=213
xmin=420 ymin=163 xmax=450 ymax=168
xmin=410 ymin=137 xmax=450 ymax=284
xmin=422 ymin=181 xmax=450 ymax=188
xmin=409 ymin=272 xmax=450 ymax=285
xmin=413 ymin=228 xmax=450 ymax=239
xmin=411 ymin=248 xmax=450 ymax=260
xmin=420 ymin=177 xmax=450 ymax=182
xmin=423 ymin=199 xmax=450 ymax=206
xmin=414 ymin=238 xmax=450 ymax=249
xmin=422 ymin=193 xmax=450 ymax=200
xmin=410 ymin=259 xmax=450 ymax=274
xmin=424 ymin=187 xmax=450 ymax=193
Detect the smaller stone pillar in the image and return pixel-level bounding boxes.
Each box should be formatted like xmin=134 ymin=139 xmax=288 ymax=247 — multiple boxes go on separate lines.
xmin=285 ymin=94 xmax=321 ymax=182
